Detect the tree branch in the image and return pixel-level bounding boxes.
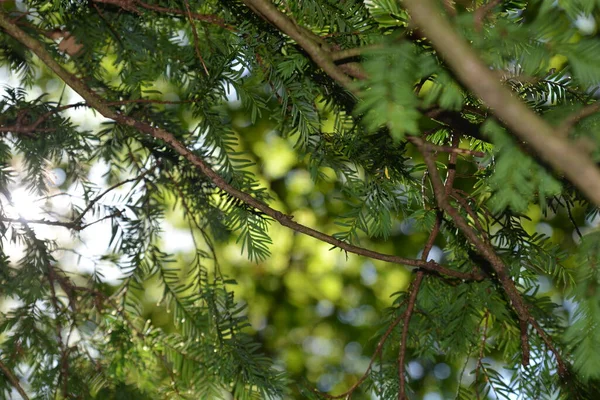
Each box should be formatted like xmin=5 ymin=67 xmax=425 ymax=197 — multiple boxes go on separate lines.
xmin=92 ymin=0 xmax=234 ymax=30
xmin=398 ymin=271 xmax=424 ymax=400
xmin=474 ymin=0 xmax=502 ymax=31
xmin=1 ymin=169 xmax=150 ymax=232
xmin=405 ymin=135 xmax=485 ymax=157
xmin=183 ymin=0 xmax=210 ymax=76
xmin=399 ymin=136 xmax=458 ymax=398
xmin=240 ymin=0 xmax=354 ymax=90
xmin=1 ymin=217 xmax=82 ymax=230
xmin=0 ymin=11 xmax=483 ymax=282
xmin=71 ymin=167 xmax=154 ymax=226
xmin=0 ymin=103 xmax=84 ymax=137
xmin=417 ymin=138 xmax=530 ymax=335
xmin=0 ymin=359 xmax=29 ymax=400
xmin=330 ymin=44 xmax=384 ymax=61
xmin=402 ymin=0 xmax=600 ymax=208
xmin=557 ymin=102 xmax=600 ymax=138
xmin=415 ymin=136 xmax=568 ymax=373
xmin=312 ymin=300 xmax=409 ymax=399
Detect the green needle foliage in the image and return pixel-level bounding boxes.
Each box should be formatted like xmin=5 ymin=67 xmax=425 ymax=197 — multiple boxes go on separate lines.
xmin=1 ymin=0 xmax=600 ymax=399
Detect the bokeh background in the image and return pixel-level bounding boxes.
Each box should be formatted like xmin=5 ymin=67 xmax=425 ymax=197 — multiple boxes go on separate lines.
xmin=1 ymin=46 xmax=596 ymax=398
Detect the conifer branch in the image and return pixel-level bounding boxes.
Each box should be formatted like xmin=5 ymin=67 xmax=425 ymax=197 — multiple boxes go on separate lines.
xmin=557 ymin=102 xmax=600 ymax=138
xmin=0 ymin=11 xmax=483 ymax=282
xmin=475 ymin=310 xmax=491 ymax=398
xmin=92 ymin=0 xmax=234 ymax=30
xmin=240 ymin=0 xmax=354 ymax=90
xmin=398 ymin=212 xmax=442 ymax=399
xmin=240 ymin=1 xmax=496 ymax=149
xmin=474 ymin=0 xmax=502 ymax=31
xmin=0 ymin=359 xmax=29 ymax=400
xmin=418 ymin=139 xmax=534 ymax=349
xmin=405 ymin=135 xmax=485 ymax=157
xmin=183 ymin=0 xmax=210 ymax=76
xmin=398 ymin=271 xmax=424 ymax=400
xmin=71 ymin=167 xmax=154 ymax=226
xmin=0 ymin=0 xmax=592 ymax=396
xmin=1 ymin=217 xmax=82 ymax=230
xmin=402 ymin=0 xmax=600 ymax=208
xmin=312 ymin=299 xmax=409 ymax=399
xmin=399 ymin=136 xmax=458 ymax=398
xmin=0 ymin=103 xmax=83 ymax=137
xmin=0 ymin=214 xmax=121 ymax=231
xmin=330 ymin=44 xmax=384 ymax=61
xmin=0 ymin=169 xmax=150 ymax=231
xmin=416 ymin=137 xmax=569 ymax=372
xmin=46 ymin=266 xmax=69 ymax=398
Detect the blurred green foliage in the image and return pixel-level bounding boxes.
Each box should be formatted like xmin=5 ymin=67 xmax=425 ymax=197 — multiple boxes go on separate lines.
xmin=1 ymin=0 xmax=600 ymax=399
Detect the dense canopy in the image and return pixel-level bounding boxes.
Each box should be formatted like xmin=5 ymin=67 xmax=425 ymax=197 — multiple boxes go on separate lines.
xmin=2 ymin=0 xmax=600 ymax=399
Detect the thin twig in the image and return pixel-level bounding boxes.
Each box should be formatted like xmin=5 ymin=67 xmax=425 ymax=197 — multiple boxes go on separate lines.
xmin=554 ymin=196 xmax=583 ymax=239
xmin=241 ymin=0 xmax=354 ymax=90
xmin=1 ymin=217 xmax=81 ymax=230
xmin=330 ymin=44 xmax=384 ymax=61
xmin=415 ymin=136 xmax=567 ymax=370
xmin=445 ymin=133 xmax=460 ymax=193
xmin=451 ymin=190 xmax=489 ymax=241
xmin=475 ymin=310 xmax=490 ymax=400
xmin=1 ymin=169 xmax=150 ymax=232
xmin=72 ymin=167 xmax=154 ymax=226
xmin=47 ymin=266 xmax=69 ymax=398
xmin=557 ymin=102 xmax=600 ymax=138
xmin=0 ymin=99 xmax=200 ymax=138
xmin=406 ymin=135 xmax=485 ymax=157
xmin=474 ymin=0 xmax=503 ymax=31
xmin=183 ymin=0 xmax=210 ymax=76
xmin=398 ymin=272 xmax=424 ymax=400
xmin=398 ymin=214 xmax=441 ymax=399
xmin=92 ymin=0 xmax=234 ymax=30
xmin=313 ymin=300 xmax=409 ymax=399
xmin=529 ymin=318 xmax=567 ymax=376
xmin=0 ymin=103 xmax=85 ymax=137
xmin=400 ymin=134 xmax=461 ymax=398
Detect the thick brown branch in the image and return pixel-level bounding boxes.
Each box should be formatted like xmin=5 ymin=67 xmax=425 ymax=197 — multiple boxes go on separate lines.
xmin=403 ymin=0 xmax=600 ymax=208
xmin=0 ymin=11 xmax=482 ymax=282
